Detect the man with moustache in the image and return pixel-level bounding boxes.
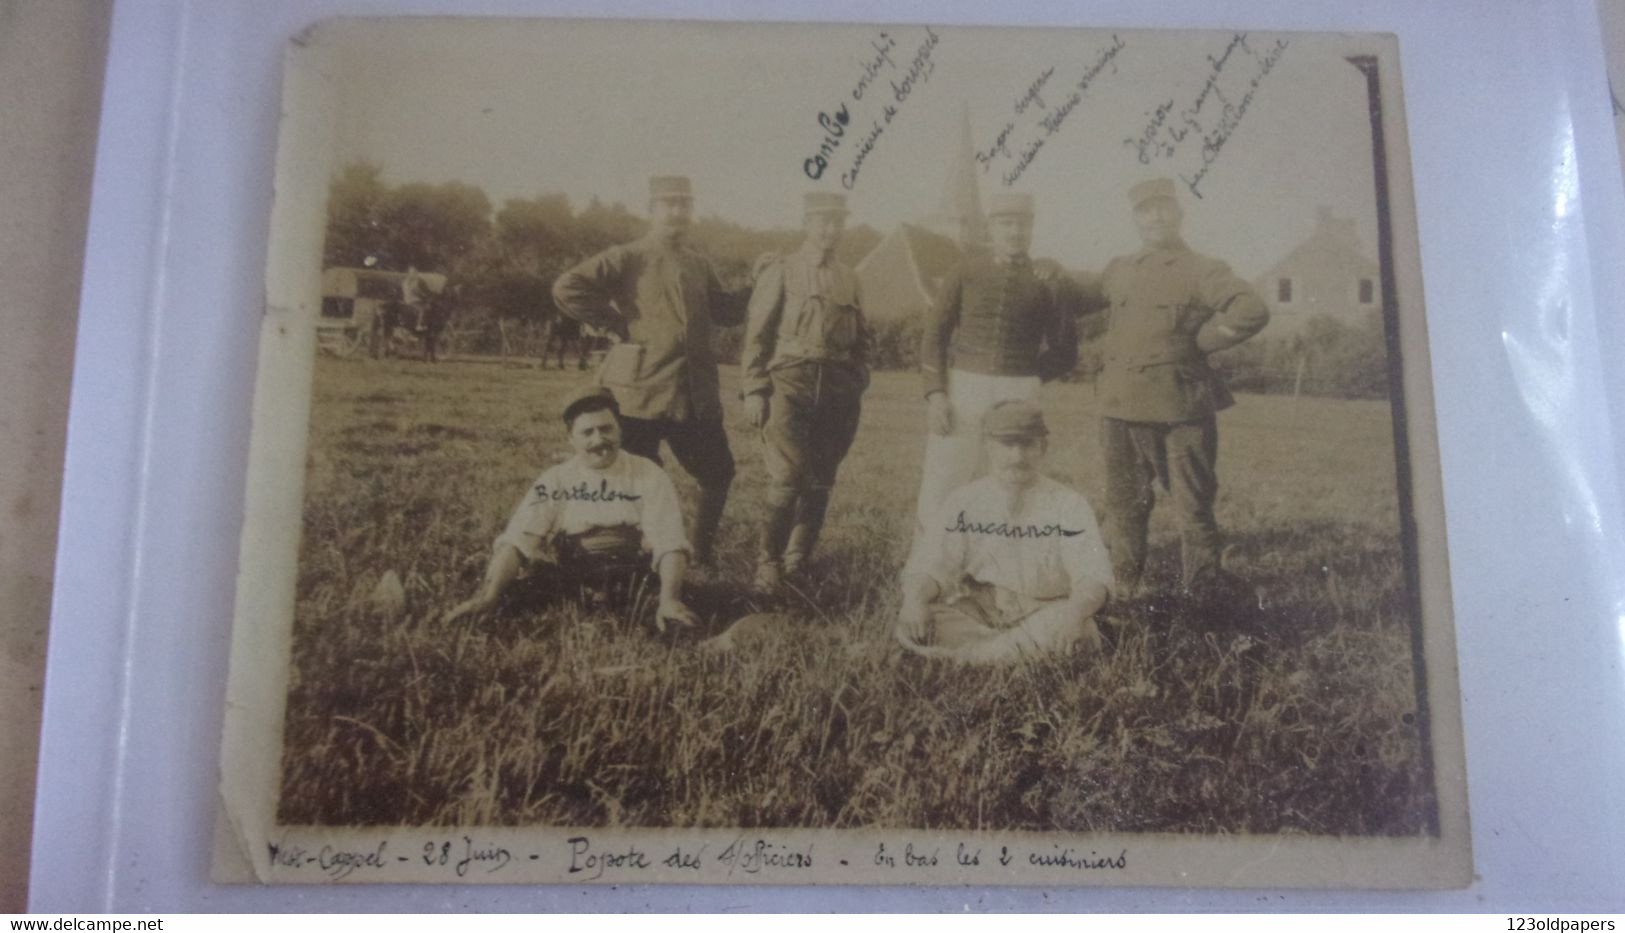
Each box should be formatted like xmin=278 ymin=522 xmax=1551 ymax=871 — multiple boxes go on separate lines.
xmin=1088 ymin=178 xmax=1270 ymax=601
xmin=896 ymin=400 xmax=1113 ymax=665
xmin=552 ymin=175 xmax=751 ymax=566
xmin=442 ymin=385 xmax=698 ymax=631
xmin=914 ymin=192 xmax=1079 ymax=533
xmin=740 ymin=192 xmax=871 ymax=592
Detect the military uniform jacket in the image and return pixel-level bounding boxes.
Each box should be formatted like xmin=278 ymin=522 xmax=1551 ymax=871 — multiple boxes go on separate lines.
xmin=920 ymin=253 xmax=1078 ymax=398
xmin=552 ymin=235 xmax=749 ymax=422
xmin=1094 ymin=242 xmax=1269 ymax=423
xmin=741 ymin=246 xmax=871 ymax=397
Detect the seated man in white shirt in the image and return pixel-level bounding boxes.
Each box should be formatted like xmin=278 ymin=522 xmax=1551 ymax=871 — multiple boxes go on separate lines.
xmin=897 ymin=400 xmax=1114 ymax=665
xmin=443 ymin=384 xmax=698 ymax=631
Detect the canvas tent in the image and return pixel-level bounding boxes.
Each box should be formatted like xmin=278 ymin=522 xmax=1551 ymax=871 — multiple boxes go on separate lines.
xmin=854 ymin=223 xmax=965 ymax=322
xmin=854 ymin=105 xmax=985 ymax=321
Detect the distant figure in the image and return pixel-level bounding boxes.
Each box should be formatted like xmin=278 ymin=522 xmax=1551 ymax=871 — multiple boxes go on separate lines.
xmin=897 ymin=400 xmax=1112 ymax=665
xmin=1085 ymin=178 xmax=1270 ymax=601
xmin=914 ymin=192 xmax=1078 ymax=534
xmin=418 ymin=284 xmax=453 ymax=363
xmin=401 ymin=265 xmax=427 ymax=332
xmin=552 ymin=175 xmax=752 ymax=565
xmin=741 ymin=192 xmax=871 ymax=592
xmin=442 ymin=385 xmax=698 ymax=631
xmin=541 ymin=316 xmax=606 ymax=371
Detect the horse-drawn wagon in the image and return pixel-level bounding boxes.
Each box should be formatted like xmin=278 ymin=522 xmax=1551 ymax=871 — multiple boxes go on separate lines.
xmin=319 ymin=266 xmax=448 ymax=358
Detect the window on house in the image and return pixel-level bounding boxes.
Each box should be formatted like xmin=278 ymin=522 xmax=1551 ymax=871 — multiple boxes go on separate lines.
xmin=1276 ymin=277 xmax=1293 ymax=304
xmin=1358 ymin=277 xmax=1375 ymax=305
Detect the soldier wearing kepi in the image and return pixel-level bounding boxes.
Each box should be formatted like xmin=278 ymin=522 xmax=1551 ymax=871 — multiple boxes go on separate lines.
xmin=442 ymin=385 xmax=699 ymax=631
xmin=896 ymin=400 xmax=1113 ymax=665
xmin=741 ymin=192 xmax=871 ymax=592
xmin=552 ymin=175 xmax=751 ymax=565
xmin=1089 ymin=178 xmax=1270 ymax=600
xmin=915 ymin=192 xmax=1079 ymax=533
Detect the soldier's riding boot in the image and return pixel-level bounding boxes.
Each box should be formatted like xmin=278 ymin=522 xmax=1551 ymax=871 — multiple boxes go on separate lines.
xmin=1102 ymin=418 xmax=1156 ymax=599
xmin=692 ymin=479 xmax=731 ymax=568
xmin=783 ymin=487 xmax=831 ymax=577
xmin=1168 ymin=417 xmax=1222 ymax=600
xmin=754 ymin=485 xmax=798 ymax=591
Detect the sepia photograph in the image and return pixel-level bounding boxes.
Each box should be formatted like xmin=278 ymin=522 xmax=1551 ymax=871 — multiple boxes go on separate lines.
xmin=217 ymin=17 xmax=1468 ymax=887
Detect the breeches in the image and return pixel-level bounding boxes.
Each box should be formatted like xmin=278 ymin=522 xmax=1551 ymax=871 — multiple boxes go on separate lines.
xmin=619 ymin=414 xmax=736 ymax=490
xmin=924 ymin=583 xmax=1089 ymax=656
xmin=1101 ymin=415 xmax=1221 ymax=588
xmin=522 ymin=526 xmax=657 ymax=609
xmin=760 ymin=362 xmax=865 ymax=493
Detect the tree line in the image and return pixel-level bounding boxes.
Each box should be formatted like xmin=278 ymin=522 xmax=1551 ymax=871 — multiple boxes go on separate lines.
xmin=323 ymin=162 xmax=1389 ymax=399
xmin=321 ymin=161 xmax=881 ymax=357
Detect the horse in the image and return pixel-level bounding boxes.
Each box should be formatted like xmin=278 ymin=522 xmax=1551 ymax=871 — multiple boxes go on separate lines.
xmin=541 ymin=315 xmax=608 ymax=370
xmin=371 ymin=287 xmax=455 ymax=362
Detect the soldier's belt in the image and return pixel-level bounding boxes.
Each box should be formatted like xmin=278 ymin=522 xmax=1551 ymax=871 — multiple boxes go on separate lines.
xmin=1115 ymin=339 xmax=1204 ymax=370
xmin=558 ymin=524 xmax=645 ymax=561
xmin=770 ymin=338 xmax=859 ymax=363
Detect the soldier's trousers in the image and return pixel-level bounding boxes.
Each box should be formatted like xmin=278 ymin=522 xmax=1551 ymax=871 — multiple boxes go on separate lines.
xmin=1101 ymin=415 xmax=1221 ymax=593
xmin=757 ymin=361 xmax=865 ymax=568
xmin=900 ymin=582 xmax=1100 ymax=661
xmin=619 ymin=414 xmax=735 ymax=560
xmin=518 ymin=527 xmax=657 ymax=618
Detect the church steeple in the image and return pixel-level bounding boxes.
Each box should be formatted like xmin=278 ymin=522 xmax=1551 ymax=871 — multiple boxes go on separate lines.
xmin=926 ymin=103 xmax=986 ymax=248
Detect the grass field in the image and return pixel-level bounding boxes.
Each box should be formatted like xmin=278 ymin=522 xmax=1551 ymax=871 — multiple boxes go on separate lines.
xmin=277 ymin=355 xmax=1435 ymax=835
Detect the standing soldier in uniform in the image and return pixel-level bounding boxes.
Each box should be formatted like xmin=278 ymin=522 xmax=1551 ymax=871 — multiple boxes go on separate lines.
xmin=1088 ymin=178 xmax=1270 ymax=600
xmin=915 ymin=192 xmax=1079 ymax=534
xmin=552 ymin=175 xmax=750 ymax=565
xmin=741 ymin=192 xmax=871 ymax=592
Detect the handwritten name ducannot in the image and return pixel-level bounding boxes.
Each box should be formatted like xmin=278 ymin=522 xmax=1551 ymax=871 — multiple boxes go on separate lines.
xmin=946 ymin=510 xmax=1084 ymax=539
xmin=531 ymin=478 xmax=641 ymax=503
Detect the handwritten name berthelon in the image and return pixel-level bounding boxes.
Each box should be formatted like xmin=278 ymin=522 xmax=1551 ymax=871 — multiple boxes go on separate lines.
xmin=946 ymin=511 xmax=1084 ymax=539
xmin=532 ymin=479 xmax=640 ymax=503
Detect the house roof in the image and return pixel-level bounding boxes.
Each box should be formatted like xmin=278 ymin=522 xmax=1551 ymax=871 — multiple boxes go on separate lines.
xmin=1255 ymin=208 xmax=1379 ymax=284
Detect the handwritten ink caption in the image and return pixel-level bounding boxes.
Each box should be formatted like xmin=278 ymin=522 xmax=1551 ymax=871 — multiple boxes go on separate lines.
xmin=1121 ymin=33 xmax=1291 ymax=198
xmin=801 ymin=27 xmax=943 ymax=190
xmin=266 ymin=833 xmax=1130 ymax=881
xmin=973 ymin=35 xmax=1128 ymax=187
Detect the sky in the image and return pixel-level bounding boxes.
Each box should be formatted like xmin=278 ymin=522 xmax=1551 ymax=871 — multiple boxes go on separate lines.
xmin=319 ymin=18 xmax=1400 ymax=279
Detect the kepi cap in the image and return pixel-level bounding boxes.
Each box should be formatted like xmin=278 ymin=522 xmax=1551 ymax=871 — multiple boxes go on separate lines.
xmin=561 ymin=383 xmax=621 ymax=426
xmin=649 ymin=175 xmax=693 ymax=201
xmin=982 ymin=399 xmax=1049 ymax=440
xmin=803 ymin=192 xmax=849 ymax=216
xmin=1128 ymin=178 xmax=1178 ymax=209
xmin=987 ymin=192 xmax=1035 ymax=217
